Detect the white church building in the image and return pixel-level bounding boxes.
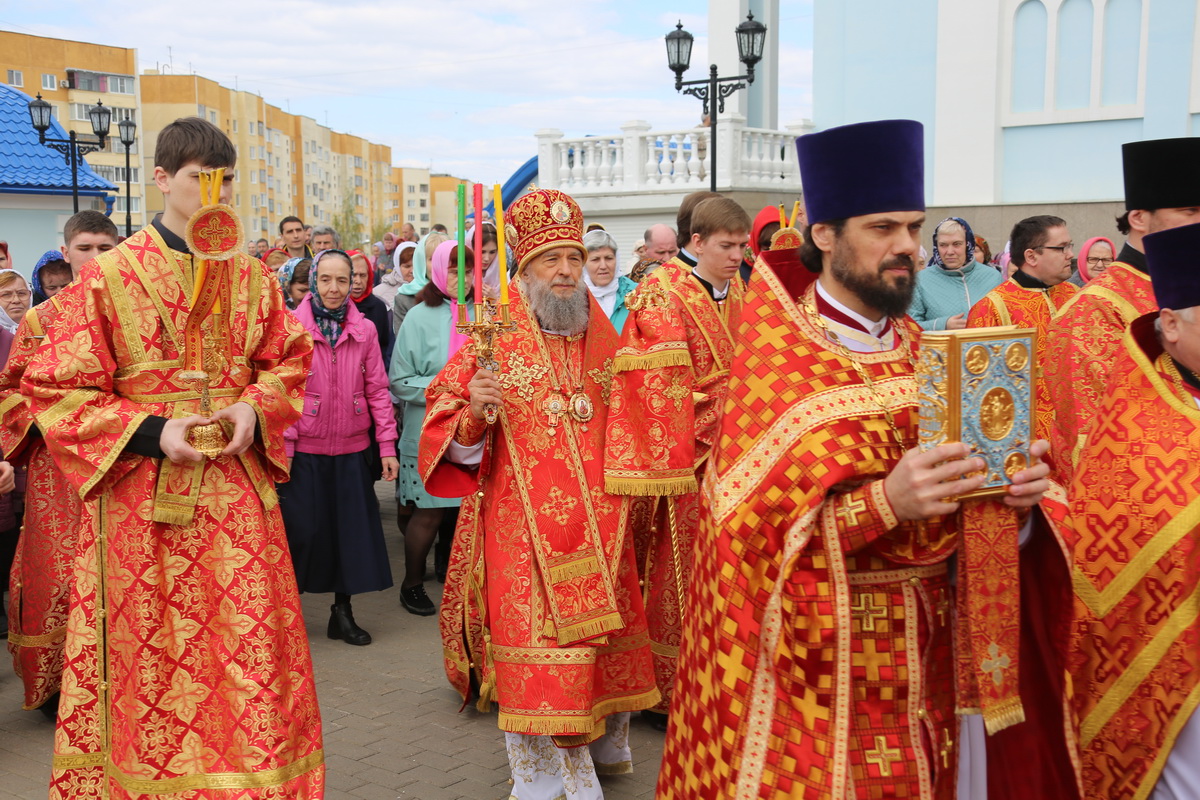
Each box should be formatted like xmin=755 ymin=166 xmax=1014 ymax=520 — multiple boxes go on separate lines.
xmin=814 ymin=0 xmax=1197 ymax=244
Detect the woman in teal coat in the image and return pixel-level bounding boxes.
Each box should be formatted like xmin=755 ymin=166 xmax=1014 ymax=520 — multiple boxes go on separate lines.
xmin=389 ymin=239 xmax=471 ymax=616
xmin=582 ymin=229 xmax=637 ymax=333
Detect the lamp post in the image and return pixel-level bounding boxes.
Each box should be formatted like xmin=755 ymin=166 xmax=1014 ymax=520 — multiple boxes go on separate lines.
xmin=665 ymin=13 xmax=767 ymax=192
xmin=118 ymin=117 xmax=137 ymax=236
xmin=28 ymin=93 xmax=112 ymax=213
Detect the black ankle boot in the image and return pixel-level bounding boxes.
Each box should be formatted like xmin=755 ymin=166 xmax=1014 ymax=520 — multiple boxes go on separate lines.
xmin=328 ymin=601 xmax=371 ymax=646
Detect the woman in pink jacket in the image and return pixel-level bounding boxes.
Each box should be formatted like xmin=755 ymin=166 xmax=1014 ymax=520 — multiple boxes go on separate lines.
xmin=281 ymin=249 xmax=399 ymax=646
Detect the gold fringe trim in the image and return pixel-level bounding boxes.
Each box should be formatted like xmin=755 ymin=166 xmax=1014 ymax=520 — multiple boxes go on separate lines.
xmin=547 ymin=557 xmax=601 ymax=584
xmin=983 ymin=698 xmax=1026 ymax=735
xmin=613 ymin=350 xmax=691 ymax=373
xmin=555 ymin=612 xmax=623 ymax=646
xmin=604 ymin=475 xmax=698 ymax=497
xmin=108 ymin=749 xmax=322 ymax=793
xmin=498 ymin=687 xmax=662 ymax=738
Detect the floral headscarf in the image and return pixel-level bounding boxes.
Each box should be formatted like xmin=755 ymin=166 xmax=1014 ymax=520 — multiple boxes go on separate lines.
xmin=928 ymin=217 xmax=977 ymax=269
xmin=277 ymin=257 xmax=304 ymax=294
xmin=307 ymin=250 xmax=352 ymax=345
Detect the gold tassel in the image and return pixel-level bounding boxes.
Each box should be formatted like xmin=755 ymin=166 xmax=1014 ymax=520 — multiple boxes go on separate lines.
xmin=475 ymin=639 xmax=496 ymax=713
xmin=613 ymin=350 xmax=692 ymax=372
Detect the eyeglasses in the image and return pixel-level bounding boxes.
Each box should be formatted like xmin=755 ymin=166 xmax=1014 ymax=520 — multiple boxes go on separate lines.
xmin=1037 ymin=242 xmax=1074 ymax=253
xmin=0 ymin=290 xmax=30 ymax=302
xmin=1086 ymin=257 xmax=1113 ymax=266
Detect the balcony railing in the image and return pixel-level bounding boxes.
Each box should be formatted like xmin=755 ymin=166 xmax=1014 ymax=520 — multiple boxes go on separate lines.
xmin=536 ymin=117 xmax=808 ymax=195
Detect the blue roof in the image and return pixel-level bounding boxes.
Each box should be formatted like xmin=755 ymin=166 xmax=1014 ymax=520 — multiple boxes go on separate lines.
xmin=0 ymin=83 xmax=116 ymax=196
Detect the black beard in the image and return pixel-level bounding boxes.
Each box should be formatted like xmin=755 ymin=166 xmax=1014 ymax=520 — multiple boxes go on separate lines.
xmin=830 ymin=246 xmax=915 ymax=319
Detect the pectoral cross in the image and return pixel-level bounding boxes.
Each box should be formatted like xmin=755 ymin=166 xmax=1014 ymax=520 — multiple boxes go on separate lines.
xmin=982 ymin=643 xmax=1011 ymax=687
xmin=939 ymin=728 xmax=955 ymax=769
xmin=864 ymin=735 xmax=902 ymax=777
xmin=850 ymin=594 xmax=887 ymax=632
xmin=543 ymin=394 xmax=567 ymax=435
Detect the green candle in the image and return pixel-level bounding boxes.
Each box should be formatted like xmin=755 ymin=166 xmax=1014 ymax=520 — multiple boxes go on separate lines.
xmin=456 ymin=183 xmax=467 ymax=306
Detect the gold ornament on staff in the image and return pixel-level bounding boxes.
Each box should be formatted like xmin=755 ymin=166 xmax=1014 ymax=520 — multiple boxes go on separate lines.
xmin=178 ymin=167 xmax=245 ymax=458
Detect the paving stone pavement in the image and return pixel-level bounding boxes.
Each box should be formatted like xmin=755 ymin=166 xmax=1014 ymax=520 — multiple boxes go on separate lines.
xmin=0 ymin=481 xmax=665 ymax=799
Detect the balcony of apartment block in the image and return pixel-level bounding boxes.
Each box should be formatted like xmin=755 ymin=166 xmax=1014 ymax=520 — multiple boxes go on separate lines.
xmin=534 ymin=117 xmax=810 ymax=216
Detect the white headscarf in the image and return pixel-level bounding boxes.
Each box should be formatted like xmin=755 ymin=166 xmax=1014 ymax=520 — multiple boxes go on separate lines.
xmin=0 ymin=269 xmax=31 ymax=335
xmin=582 ymin=269 xmax=618 ymax=319
xmin=373 ymin=241 xmax=417 ymax=308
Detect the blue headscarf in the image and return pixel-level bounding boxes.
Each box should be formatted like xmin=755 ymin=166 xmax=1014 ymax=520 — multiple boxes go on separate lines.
xmin=31 ymin=250 xmax=69 ymax=306
xmin=928 ymin=217 xmax=977 ymax=269
xmin=307 ymin=249 xmax=352 ymax=345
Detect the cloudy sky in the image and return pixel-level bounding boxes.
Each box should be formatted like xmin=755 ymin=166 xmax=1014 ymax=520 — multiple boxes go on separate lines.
xmin=1 ymin=0 xmax=813 ymax=187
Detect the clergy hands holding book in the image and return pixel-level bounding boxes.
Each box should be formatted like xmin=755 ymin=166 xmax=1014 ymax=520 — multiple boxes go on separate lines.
xmin=884 ymin=440 xmax=1052 ymax=521
xmin=467 ymin=368 xmax=504 ymax=422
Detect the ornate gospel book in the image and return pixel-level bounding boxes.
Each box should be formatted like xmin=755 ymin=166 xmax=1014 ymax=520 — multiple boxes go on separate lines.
xmin=917 ymin=326 xmax=1036 ymax=498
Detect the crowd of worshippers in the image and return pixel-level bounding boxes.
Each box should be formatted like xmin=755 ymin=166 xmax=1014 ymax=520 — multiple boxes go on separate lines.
xmin=1 ymin=112 xmax=1198 ymax=800
xmin=0 ymin=198 xmax=1117 ymax=643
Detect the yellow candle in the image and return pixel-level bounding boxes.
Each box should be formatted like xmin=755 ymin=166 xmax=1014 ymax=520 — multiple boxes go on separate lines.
xmin=213 ymin=167 xmax=225 ymax=205
xmin=778 ymin=203 xmax=787 ymax=228
xmin=494 ymin=184 xmax=509 ymax=304
xmin=790 ymin=200 xmax=801 ymax=228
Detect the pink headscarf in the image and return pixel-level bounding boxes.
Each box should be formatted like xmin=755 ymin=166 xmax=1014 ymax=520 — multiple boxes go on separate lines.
xmin=1077 ymin=236 xmax=1117 ymax=283
xmin=429 ymin=239 xmax=471 ymax=357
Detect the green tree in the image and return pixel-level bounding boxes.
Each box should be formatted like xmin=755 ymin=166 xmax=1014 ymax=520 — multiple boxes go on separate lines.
xmin=330 ymin=187 xmax=363 ymax=248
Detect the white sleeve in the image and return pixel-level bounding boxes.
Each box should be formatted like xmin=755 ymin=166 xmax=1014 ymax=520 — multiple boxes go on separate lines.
xmin=446 ymin=438 xmax=484 ymax=466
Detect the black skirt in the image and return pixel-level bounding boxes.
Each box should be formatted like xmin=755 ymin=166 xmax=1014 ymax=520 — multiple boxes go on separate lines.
xmin=278 ymin=448 xmax=394 ymax=595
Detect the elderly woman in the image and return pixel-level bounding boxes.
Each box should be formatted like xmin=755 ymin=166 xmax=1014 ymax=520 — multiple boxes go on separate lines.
xmin=582 ymin=229 xmax=637 ymax=332
xmin=909 ymin=216 xmax=1002 ymax=330
xmin=389 ymin=239 xmax=472 ymax=615
xmin=281 ymin=249 xmax=399 ymax=646
xmin=0 ymin=269 xmax=32 ymax=334
xmin=1077 ymin=236 xmax=1117 ymax=283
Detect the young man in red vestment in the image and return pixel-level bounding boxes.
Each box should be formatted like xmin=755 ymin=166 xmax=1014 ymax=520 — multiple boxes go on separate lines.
xmin=1045 ymin=137 xmax=1200 ymax=483
xmin=605 ymin=196 xmax=748 ymax=730
xmin=421 ymin=189 xmax=657 ymax=800
xmin=19 ymin=117 xmax=323 ymax=799
xmin=655 ymin=119 xmax=1064 ymax=800
xmin=967 ymin=215 xmax=1078 ymax=444
xmin=1062 ymin=220 xmax=1200 ymax=799
xmin=0 ymin=211 xmax=119 ymax=721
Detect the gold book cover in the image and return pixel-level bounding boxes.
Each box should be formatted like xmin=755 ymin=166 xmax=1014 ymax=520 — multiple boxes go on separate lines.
xmin=917 ymin=326 xmax=1036 ymax=499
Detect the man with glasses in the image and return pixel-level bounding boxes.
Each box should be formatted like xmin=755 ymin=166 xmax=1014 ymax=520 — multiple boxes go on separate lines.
xmin=1045 ymin=136 xmax=1200 ymax=484
xmin=968 ymin=215 xmax=1078 ymax=444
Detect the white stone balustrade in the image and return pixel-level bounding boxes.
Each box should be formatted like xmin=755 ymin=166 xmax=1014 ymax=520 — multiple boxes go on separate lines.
xmin=536 ymin=117 xmax=806 ymax=195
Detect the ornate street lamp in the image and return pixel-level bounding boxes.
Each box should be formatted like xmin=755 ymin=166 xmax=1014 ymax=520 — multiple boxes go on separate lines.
xmin=666 ymin=13 xmax=768 ymax=192
xmin=28 ymin=94 xmax=112 ymax=213
xmin=118 ymin=116 xmax=137 ymax=236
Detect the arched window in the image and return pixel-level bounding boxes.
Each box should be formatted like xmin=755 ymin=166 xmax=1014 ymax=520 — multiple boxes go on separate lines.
xmin=1012 ymin=0 xmax=1049 ymax=113
xmin=1102 ymin=0 xmax=1141 ymax=105
xmin=1056 ymin=0 xmax=1094 ymax=109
